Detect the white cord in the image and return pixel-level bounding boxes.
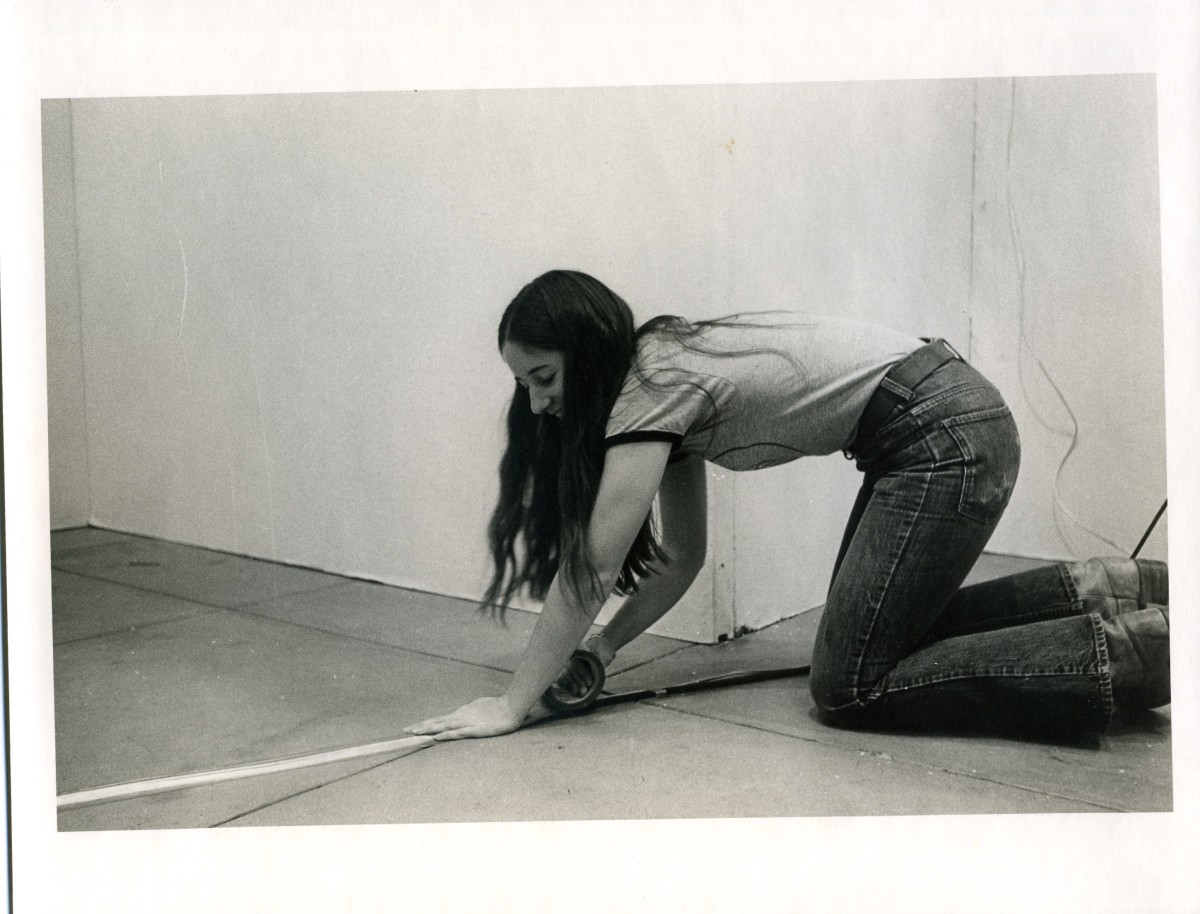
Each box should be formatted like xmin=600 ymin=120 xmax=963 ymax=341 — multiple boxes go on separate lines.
xmin=1004 ymin=79 xmax=1126 ymax=557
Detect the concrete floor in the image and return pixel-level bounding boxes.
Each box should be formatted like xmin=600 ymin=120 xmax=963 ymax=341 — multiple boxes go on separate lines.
xmin=51 ymin=528 xmax=1172 ymax=830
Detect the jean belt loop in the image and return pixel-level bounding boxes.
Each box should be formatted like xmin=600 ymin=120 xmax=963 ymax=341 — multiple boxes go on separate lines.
xmin=848 ymin=338 xmax=964 ymax=458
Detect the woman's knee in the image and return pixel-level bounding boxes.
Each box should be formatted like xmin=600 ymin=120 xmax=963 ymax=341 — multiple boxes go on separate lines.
xmin=808 ymin=661 xmax=858 ymax=719
xmin=808 ymin=670 xmax=874 ymax=730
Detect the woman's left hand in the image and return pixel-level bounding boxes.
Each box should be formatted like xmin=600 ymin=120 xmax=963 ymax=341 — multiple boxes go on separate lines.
xmin=404 ymin=696 xmax=524 ymax=741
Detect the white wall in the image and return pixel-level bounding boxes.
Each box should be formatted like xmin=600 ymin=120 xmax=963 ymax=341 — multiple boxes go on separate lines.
xmin=969 ymin=76 xmax=1167 ymax=563
xmin=44 ymin=78 xmax=1167 ymax=642
xmin=42 ymin=100 xmax=90 ymax=529
xmin=58 ymin=88 xmax=736 ymax=639
xmin=726 ymin=76 xmax=1167 ymax=633
xmin=722 ymin=80 xmax=977 ymax=631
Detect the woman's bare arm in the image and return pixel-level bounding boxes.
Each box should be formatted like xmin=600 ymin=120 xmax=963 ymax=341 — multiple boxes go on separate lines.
xmin=405 ymin=440 xmax=672 ymax=740
xmin=588 ymin=454 xmax=707 ymax=661
xmin=501 ymin=440 xmax=674 ymax=713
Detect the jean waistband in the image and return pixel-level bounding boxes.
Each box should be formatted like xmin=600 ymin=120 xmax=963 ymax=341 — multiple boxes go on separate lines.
xmin=848 ymin=338 xmax=964 ymax=457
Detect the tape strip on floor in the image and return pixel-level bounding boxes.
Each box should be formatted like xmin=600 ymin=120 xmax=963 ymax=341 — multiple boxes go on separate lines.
xmin=58 ymin=665 xmax=811 ymax=810
xmin=57 ymin=734 xmax=436 ymax=809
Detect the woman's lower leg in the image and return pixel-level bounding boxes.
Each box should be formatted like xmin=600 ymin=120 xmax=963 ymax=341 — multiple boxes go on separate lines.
xmin=918 ymin=557 xmax=1169 ymax=646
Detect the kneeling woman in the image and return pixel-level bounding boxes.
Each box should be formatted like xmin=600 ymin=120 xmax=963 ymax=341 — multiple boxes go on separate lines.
xmin=407 ymin=270 xmax=1169 ymax=741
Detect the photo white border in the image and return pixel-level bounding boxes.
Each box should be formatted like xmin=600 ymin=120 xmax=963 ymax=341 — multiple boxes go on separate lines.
xmin=3 ymin=2 xmax=1198 ymax=911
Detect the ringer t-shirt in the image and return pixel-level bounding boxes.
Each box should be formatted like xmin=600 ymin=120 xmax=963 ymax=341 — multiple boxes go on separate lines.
xmin=604 ymin=313 xmax=923 ymax=471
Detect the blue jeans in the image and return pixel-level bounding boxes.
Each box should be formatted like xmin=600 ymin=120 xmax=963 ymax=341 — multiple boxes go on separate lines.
xmin=810 ymin=354 xmax=1169 ymax=735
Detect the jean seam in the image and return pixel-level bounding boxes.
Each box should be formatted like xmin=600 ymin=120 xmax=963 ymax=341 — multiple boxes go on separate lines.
xmin=903 ymin=383 xmax=1005 ymax=421
xmin=848 ymin=467 xmax=933 ymax=701
xmin=1086 ymin=611 xmax=1115 ymax=729
xmin=940 ymin=404 xmax=1013 ymax=427
xmin=863 ymin=383 xmax=1002 ymax=451
xmin=884 ymin=666 xmax=1102 ymax=693
xmin=943 ymin=422 xmax=982 ymax=523
xmin=1058 ymin=561 xmax=1080 ymax=605
xmin=942 ymin=417 xmax=1012 ymax=525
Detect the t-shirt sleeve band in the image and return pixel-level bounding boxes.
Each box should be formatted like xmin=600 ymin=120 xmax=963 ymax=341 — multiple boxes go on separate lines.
xmin=604 ymin=430 xmax=684 ymax=452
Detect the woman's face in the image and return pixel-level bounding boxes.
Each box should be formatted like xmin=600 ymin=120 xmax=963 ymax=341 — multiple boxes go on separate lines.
xmin=501 ymin=341 xmax=565 ymax=418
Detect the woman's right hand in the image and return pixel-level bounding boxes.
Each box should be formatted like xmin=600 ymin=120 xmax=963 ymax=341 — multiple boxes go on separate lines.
xmin=403 ymin=696 xmax=524 ymax=741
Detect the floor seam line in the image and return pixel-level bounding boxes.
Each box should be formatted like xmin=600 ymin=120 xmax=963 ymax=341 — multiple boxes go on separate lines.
xmin=209 ymin=753 xmax=415 ymax=827
xmin=51 ymin=567 xmax=238 ymax=612
xmin=51 ymin=562 xmax=693 ymax=675
xmin=50 ymin=564 xmax=350 ymax=611
xmin=629 ymin=701 xmax=1129 ymax=813
xmin=53 ymin=528 xmax=370 ymax=586
xmin=223 ymin=605 xmax=519 ymax=676
xmin=231 ymin=591 xmax=692 ymax=662
xmin=53 ymin=527 xmax=532 ymax=619
xmin=53 ymin=606 xmax=230 ymax=647
xmin=224 ymin=578 xmax=368 ymax=609
xmin=53 ymin=576 xmax=512 ymax=677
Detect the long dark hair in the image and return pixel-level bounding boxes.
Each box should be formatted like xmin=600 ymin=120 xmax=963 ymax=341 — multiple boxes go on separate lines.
xmin=481 ymin=270 xmax=668 ymax=616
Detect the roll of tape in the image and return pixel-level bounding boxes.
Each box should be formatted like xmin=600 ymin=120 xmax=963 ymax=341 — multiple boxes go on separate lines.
xmin=543 ymin=648 xmax=606 ymax=713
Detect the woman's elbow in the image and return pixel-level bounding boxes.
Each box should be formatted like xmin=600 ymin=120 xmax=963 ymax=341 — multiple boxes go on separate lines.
xmin=664 ymin=547 xmax=706 ymax=586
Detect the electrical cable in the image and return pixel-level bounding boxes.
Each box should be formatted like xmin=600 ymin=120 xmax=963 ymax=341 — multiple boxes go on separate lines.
xmin=543 ymin=649 xmax=810 ymax=716
xmin=1130 ymin=499 xmax=1168 ymax=560
xmin=586 ymin=665 xmax=811 ymax=711
xmin=1005 ymin=80 xmax=1160 ymax=559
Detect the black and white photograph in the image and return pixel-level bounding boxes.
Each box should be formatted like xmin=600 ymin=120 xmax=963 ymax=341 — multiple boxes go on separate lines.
xmin=5 ymin=3 xmax=1200 ymax=912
